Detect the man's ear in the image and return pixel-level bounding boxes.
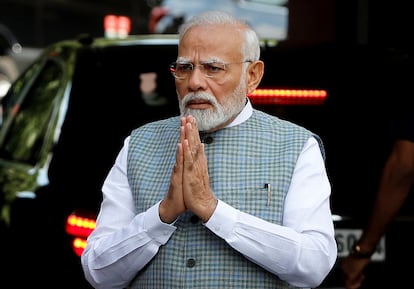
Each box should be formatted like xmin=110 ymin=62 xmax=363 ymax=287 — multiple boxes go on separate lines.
xmin=246 ymin=60 xmax=264 ymax=95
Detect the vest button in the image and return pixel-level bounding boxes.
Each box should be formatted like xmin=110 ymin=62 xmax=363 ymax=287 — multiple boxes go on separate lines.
xmin=186 ymin=258 xmax=196 ymax=268
xmin=190 ymin=215 xmax=199 ymax=224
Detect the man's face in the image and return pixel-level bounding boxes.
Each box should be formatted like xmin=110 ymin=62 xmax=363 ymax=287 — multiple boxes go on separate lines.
xmin=175 ymin=24 xmax=248 ymax=132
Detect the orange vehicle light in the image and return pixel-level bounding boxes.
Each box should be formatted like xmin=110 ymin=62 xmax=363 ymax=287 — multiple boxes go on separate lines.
xmin=66 ymin=212 xmax=96 ymax=256
xmin=72 ymin=237 xmax=88 ymax=257
xmin=249 ymin=88 xmax=328 ymax=105
xmin=65 ymin=213 xmax=96 ymax=238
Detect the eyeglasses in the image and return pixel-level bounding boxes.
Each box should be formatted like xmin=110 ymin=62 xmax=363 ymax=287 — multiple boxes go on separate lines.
xmin=169 ymin=60 xmax=252 ymax=80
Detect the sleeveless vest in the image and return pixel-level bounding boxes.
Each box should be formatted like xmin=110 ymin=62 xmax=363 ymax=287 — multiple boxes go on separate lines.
xmin=127 ymin=110 xmax=317 ymax=289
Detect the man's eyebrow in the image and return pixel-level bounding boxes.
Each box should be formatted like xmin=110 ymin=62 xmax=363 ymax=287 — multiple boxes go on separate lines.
xmin=176 ymin=57 xmax=225 ymax=63
xmin=176 ymin=57 xmax=190 ymax=63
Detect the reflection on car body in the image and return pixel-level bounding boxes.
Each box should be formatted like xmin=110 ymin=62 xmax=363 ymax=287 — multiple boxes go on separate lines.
xmin=150 ymin=0 xmax=288 ymax=39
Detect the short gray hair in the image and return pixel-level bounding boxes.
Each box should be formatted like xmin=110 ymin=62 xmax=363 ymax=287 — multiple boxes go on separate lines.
xmin=178 ymin=10 xmax=261 ymax=61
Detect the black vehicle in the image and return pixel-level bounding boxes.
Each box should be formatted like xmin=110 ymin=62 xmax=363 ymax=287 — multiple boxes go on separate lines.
xmin=0 ymin=33 xmax=410 ymax=288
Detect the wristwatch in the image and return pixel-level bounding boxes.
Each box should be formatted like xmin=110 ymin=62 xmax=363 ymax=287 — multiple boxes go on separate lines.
xmin=350 ymin=242 xmax=376 ymax=258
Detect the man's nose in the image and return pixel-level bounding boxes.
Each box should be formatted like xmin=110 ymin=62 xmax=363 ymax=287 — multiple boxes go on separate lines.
xmin=187 ymin=65 xmax=207 ymax=91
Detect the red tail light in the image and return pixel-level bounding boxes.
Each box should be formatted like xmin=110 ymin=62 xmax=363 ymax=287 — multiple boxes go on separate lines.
xmin=104 ymin=14 xmax=131 ymax=38
xmin=65 ymin=211 xmax=96 ymax=257
xmin=249 ymin=88 xmax=328 ymax=105
xmin=71 ymin=237 xmax=89 ymax=257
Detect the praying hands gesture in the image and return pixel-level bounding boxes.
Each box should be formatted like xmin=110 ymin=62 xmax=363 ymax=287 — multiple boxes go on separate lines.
xmin=159 ymin=115 xmax=218 ymax=223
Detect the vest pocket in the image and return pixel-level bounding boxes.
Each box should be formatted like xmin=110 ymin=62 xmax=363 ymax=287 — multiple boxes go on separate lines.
xmin=217 ymin=186 xmax=283 ymax=223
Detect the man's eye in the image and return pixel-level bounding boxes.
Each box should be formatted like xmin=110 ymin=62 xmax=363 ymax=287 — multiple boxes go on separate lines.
xmin=204 ymin=63 xmax=225 ymax=73
xmin=177 ymin=64 xmax=193 ymax=71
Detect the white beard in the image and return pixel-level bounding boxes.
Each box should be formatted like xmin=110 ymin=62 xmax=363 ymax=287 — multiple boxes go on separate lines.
xmin=178 ymin=77 xmax=247 ymax=131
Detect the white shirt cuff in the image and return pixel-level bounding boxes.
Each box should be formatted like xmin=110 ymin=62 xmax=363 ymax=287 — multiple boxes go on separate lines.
xmin=204 ymin=200 xmax=238 ymax=239
xmin=143 ymin=201 xmax=176 ymax=245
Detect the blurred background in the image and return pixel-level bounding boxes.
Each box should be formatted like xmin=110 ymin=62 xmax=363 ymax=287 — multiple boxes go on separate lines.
xmin=0 ymin=0 xmax=408 ymax=48
xmin=0 ymin=0 xmax=409 ymax=82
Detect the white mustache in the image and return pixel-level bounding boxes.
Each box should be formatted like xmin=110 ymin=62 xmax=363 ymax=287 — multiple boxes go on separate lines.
xmin=182 ymin=92 xmax=217 ymax=108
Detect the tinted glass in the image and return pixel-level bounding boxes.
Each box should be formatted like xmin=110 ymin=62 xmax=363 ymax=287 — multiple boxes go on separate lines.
xmin=0 ymin=59 xmax=63 ymax=165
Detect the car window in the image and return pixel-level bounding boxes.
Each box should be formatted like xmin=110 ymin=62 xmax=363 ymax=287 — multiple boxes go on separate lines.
xmin=0 ymin=59 xmax=63 ymax=165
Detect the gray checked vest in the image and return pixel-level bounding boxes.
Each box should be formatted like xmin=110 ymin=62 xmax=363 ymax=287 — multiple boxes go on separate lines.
xmin=127 ymin=109 xmax=319 ymax=289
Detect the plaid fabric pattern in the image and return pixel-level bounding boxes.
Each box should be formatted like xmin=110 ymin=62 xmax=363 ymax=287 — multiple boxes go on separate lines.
xmin=127 ymin=109 xmax=314 ymax=289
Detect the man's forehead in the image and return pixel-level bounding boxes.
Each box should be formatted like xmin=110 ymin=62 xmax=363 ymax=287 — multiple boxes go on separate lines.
xmin=178 ymin=26 xmax=243 ymax=57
